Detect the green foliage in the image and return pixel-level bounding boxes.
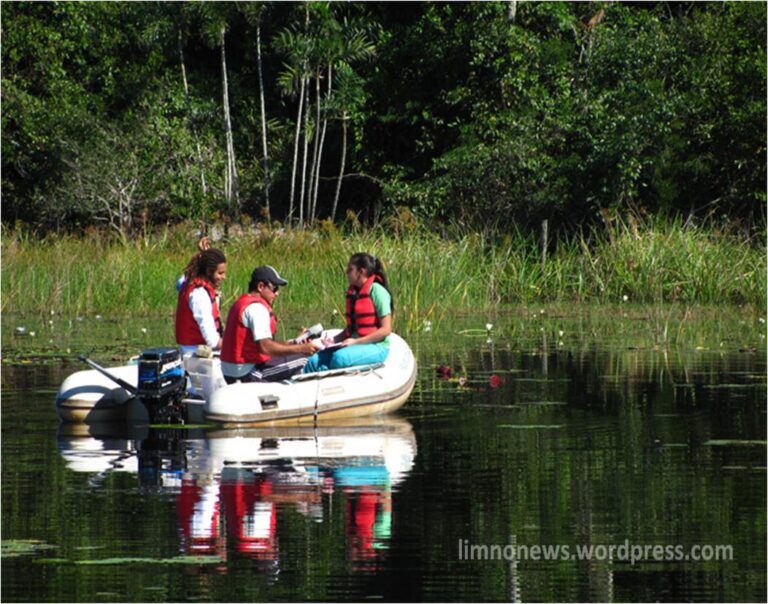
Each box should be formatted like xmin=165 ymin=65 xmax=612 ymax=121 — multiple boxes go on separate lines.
xmin=1 ymin=2 xmax=764 ymax=233
xmin=1 ymin=217 xmax=764 ymax=321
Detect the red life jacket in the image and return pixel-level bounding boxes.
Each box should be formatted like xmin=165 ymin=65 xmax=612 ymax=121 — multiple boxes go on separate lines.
xmin=345 ymin=275 xmax=383 ymax=337
xmin=221 ymin=294 xmax=276 ymax=365
xmin=175 ymin=277 xmax=222 ymax=346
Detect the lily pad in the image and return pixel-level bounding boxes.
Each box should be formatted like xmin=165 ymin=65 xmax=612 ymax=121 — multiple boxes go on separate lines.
xmin=1 ymin=539 xmax=58 ymax=558
xmin=703 ymin=439 xmax=766 ymax=446
xmin=75 ymin=555 xmax=224 ymax=565
xmin=498 ymin=424 xmax=564 ymax=429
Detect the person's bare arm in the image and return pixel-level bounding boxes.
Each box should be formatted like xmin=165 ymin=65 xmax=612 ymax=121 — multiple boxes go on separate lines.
xmin=258 ymin=338 xmax=318 ymax=357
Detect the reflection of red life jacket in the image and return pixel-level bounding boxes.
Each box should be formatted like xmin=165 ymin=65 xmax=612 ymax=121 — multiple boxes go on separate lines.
xmin=177 ymin=478 xmax=221 ymax=555
xmin=175 ymin=278 xmax=222 ymax=346
xmin=221 ymin=476 xmax=277 ymax=557
xmin=221 ymin=294 xmax=276 ymax=364
xmin=345 ymin=275 xmax=383 ymax=337
xmin=346 ymin=490 xmax=380 ymax=561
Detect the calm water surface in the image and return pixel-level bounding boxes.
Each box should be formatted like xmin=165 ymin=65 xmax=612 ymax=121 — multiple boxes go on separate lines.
xmin=2 ymin=310 xmax=766 ymax=602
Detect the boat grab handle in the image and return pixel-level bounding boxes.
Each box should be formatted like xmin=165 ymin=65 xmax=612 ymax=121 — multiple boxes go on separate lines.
xmin=290 ymin=363 xmax=385 ymax=382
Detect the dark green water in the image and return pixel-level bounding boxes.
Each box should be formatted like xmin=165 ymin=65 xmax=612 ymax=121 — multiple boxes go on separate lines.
xmin=2 ymin=309 xmax=766 ymax=602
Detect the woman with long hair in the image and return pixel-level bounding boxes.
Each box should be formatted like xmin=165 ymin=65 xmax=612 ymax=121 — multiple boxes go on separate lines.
xmin=175 ymin=245 xmax=227 ymax=356
xmin=303 ymin=252 xmax=393 ymax=373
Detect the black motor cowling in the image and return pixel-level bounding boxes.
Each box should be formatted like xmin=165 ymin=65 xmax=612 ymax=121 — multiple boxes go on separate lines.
xmin=137 ymin=347 xmax=186 ymax=423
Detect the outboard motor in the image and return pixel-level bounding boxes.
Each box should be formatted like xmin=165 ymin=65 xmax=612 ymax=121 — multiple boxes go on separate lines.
xmin=138 ymin=347 xmax=186 ymax=423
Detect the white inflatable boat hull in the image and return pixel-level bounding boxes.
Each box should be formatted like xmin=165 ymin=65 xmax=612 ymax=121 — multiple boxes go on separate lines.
xmin=55 ymin=333 xmax=416 ymax=426
xmin=204 ymin=333 xmax=417 ymax=426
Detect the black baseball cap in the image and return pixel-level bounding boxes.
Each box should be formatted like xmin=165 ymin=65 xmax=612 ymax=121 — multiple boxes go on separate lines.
xmin=250 ymin=265 xmax=288 ymax=287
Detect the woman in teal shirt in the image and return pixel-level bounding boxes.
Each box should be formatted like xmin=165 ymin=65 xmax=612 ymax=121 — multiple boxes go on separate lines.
xmin=303 ymin=253 xmax=393 ymax=373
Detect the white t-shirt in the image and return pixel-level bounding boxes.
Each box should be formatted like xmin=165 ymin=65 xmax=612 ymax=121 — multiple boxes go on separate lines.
xmin=220 ymin=302 xmax=273 ymax=377
xmin=179 ymin=286 xmax=221 ymax=356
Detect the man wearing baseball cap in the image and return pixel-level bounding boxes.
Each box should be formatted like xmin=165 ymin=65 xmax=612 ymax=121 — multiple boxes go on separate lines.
xmin=220 ymin=265 xmax=321 ymax=383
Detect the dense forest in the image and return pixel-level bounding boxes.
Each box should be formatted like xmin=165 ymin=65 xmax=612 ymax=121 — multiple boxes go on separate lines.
xmin=2 ymin=1 xmax=765 ymax=237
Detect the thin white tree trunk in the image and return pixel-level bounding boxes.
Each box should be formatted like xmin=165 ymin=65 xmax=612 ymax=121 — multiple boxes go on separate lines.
xmin=178 ymin=29 xmax=207 ymax=198
xmin=312 ymin=63 xmax=331 ymax=220
xmin=508 ymin=0 xmax=517 ymax=23
xmin=307 ymin=69 xmax=321 ymax=222
xmin=331 ymin=111 xmax=348 ymax=223
xmin=299 ymin=78 xmax=311 ymax=225
xmin=220 ymin=26 xmax=239 ymax=217
xmin=256 ymin=23 xmax=270 ymax=218
xmin=288 ymin=75 xmax=305 ymax=223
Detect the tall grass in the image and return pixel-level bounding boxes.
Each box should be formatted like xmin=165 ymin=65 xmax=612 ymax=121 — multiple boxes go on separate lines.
xmin=2 ymin=217 xmax=764 ymax=326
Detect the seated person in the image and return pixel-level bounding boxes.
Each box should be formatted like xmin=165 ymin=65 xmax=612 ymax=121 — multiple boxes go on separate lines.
xmin=303 ymin=252 xmax=392 ymax=374
xmin=175 ymin=244 xmax=226 ymax=357
xmin=220 ymin=266 xmax=320 ymax=383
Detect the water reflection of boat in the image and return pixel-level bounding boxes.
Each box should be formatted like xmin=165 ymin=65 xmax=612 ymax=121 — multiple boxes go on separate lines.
xmin=55 ymin=331 xmax=417 ymax=426
xmin=57 ymin=416 xmax=417 ymax=574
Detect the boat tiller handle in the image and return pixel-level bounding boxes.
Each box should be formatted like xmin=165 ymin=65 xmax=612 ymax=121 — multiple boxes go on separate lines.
xmin=77 ymin=355 xmax=139 ymax=396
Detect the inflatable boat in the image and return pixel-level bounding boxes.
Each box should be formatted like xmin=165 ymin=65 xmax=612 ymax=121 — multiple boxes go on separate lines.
xmin=55 ymin=331 xmax=417 ymax=427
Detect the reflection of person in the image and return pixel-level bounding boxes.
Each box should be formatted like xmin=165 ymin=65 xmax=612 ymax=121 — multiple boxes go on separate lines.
xmin=220 ymin=266 xmax=320 ymax=383
xmin=220 ymin=470 xmax=278 ymax=559
xmin=345 ymin=485 xmax=392 ymax=568
xmin=177 ymin=476 xmax=225 ymax=559
xmin=303 ymin=253 xmax=393 ymax=373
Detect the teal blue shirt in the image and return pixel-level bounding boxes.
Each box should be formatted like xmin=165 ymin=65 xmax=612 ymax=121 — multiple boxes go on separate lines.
xmin=351 ymin=282 xmax=391 ymax=346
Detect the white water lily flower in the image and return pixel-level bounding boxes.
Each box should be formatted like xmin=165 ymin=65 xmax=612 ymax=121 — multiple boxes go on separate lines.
xmin=758 ymin=317 xmax=766 ymax=324
xmin=622 ymin=295 xmax=629 ymax=302
xmin=558 ymin=330 xmax=564 ymax=337
xmin=485 ymin=323 xmax=493 ymax=331
xmin=141 ymin=328 xmax=147 ymax=334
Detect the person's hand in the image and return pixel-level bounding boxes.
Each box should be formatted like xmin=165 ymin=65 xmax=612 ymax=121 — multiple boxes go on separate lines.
xmin=197 ymin=236 xmax=211 ymax=252
xmin=341 ymin=337 xmax=357 ymax=346
xmin=302 ymin=341 xmax=320 ymax=355
xmin=309 ymin=339 xmax=325 ymax=352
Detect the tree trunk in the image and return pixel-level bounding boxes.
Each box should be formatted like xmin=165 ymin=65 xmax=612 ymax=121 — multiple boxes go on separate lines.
xmin=312 ymin=63 xmax=332 ymax=221
xmin=507 ymin=0 xmax=517 ymax=23
xmin=220 ymin=26 xmax=239 ymax=219
xmin=308 ymin=68 xmax=321 ymax=222
xmin=178 ymin=29 xmax=207 ymax=198
xmin=331 ymin=111 xmax=348 ymax=223
xmin=288 ymin=75 xmax=305 ymax=223
xmin=256 ymin=23 xmax=270 ymax=219
xmin=299 ymin=78 xmax=311 ymax=225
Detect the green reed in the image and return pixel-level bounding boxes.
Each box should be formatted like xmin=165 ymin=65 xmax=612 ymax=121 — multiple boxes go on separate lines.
xmin=2 ymin=216 xmax=764 ymax=322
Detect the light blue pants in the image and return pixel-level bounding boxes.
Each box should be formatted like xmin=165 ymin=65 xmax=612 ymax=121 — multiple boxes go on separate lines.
xmin=303 ymin=343 xmax=389 ymax=373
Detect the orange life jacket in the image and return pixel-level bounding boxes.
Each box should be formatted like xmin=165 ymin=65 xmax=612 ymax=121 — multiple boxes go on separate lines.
xmin=175 ymin=277 xmax=222 ymax=346
xmin=221 ymin=294 xmax=276 ymax=365
xmin=345 ymin=275 xmax=383 ymax=337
